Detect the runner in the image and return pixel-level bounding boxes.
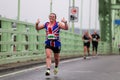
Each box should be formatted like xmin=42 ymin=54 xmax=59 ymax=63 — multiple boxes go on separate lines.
xmin=91 ymin=30 xmax=100 ymax=56
xmin=35 ymin=13 xmax=68 ymax=76
xmin=82 ymin=31 xmax=92 ymax=59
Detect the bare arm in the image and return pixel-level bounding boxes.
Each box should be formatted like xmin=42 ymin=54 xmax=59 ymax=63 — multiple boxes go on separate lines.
xmin=35 ymin=19 xmax=44 ymax=30
xmin=97 ymin=34 xmax=100 ymax=42
xmin=58 ymin=17 xmax=68 ymax=30
xmin=82 ymin=35 xmax=85 ymax=41
xmin=82 ymin=35 xmax=84 ymax=40
xmin=89 ymin=34 xmax=92 ymax=41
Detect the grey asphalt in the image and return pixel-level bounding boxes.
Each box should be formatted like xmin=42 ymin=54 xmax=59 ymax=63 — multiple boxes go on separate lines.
xmin=0 ymin=55 xmax=120 ymax=80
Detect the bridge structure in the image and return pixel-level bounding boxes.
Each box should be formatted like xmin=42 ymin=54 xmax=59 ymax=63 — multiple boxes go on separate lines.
xmin=0 ymin=0 xmax=120 ymax=66
xmin=99 ymin=0 xmax=120 ymax=53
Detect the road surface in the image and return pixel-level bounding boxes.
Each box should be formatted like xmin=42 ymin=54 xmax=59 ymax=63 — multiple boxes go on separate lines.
xmin=0 ymin=55 xmax=120 ymax=80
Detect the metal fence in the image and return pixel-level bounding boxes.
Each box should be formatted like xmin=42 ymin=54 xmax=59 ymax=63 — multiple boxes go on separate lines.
xmin=0 ymin=17 xmax=112 ymax=65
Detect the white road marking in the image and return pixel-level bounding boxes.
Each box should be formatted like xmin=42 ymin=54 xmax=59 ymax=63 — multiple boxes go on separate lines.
xmin=69 ymin=70 xmax=94 ymax=73
xmin=0 ymin=65 xmax=46 ymax=78
xmin=0 ymin=58 xmax=82 ymax=78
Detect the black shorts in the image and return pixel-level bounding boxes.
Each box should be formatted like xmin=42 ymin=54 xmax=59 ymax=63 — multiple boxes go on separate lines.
xmin=45 ymin=45 xmax=61 ymax=53
xmin=92 ymin=42 xmax=98 ymax=47
xmin=84 ymin=42 xmax=90 ymax=48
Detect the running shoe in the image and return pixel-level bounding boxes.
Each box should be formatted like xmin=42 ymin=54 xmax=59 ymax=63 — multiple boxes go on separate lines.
xmin=83 ymin=56 xmax=86 ymax=59
xmin=88 ymin=53 xmax=91 ymax=56
xmin=45 ymin=70 xmax=50 ymax=76
xmin=53 ymin=67 xmax=58 ymax=75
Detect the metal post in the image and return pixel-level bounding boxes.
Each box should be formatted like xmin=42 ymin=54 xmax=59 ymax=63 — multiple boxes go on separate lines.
xmin=69 ymin=0 xmax=71 ymax=32
xmin=50 ymin=0 xmax=52 ymax=13
xmin=89 ymin=0 xmax=92 ymax=32
xmin=17 ymin=0 xmax=20 ymax=20
xmin=80 ymin=0 xmax=83 ymax=35
xmin=95 ymin=0 xmax=98 ymax=31
xmin=109 ymin=0 xmax=112 ymax=53
xmin=72 ymin=0 xmax=75 ymax=33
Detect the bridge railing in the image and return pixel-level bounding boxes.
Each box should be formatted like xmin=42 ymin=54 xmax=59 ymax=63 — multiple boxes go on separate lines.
xmin=0 ymin=17 xmax=111 ymax=65
xmin=0 ymin=17 xmax=45 ymax=64
xmin=98 ymin=41 xmax=111 ymax=55
xmin=0 ymin=17 xmax=83 ymax=65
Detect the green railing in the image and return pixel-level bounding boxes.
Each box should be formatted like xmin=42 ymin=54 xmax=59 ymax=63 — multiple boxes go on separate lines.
xmin=99 ymin=0 xmax=120 ymax=54
xmin=0 ymin=17 xmax=112 ymax=65
xmin=112 ymin=25 xmax=120 ymax=54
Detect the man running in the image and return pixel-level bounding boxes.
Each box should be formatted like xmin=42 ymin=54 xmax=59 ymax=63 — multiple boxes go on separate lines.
xmin=35 ymin=13 xmax=68 ymax=76
xmin=91 ymin=30 xmax=100 ymax=56
xmin=82 ymin=31 xmax=92 ymax=59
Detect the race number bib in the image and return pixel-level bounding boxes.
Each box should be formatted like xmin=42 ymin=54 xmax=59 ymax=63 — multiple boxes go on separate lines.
xmin=84 ymin=40 xmax=89 ymax=43
xmin=47 ymin=34 xmax=56 ymax=40
xmin=93 ymin=38 xmax=96 ymax=41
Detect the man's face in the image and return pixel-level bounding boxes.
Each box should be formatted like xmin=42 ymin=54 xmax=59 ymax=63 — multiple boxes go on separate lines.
xmin=94 ymin=31 xmax=97 ymax=34
xmin=49 ymin=14 xmax=56 ymax=22
xmin=85 ymin=31 xmax=88 ymax=35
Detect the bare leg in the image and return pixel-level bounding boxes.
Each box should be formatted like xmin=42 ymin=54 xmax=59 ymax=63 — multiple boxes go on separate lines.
xmin=53 ymin=53 xmax=60 ymax=75
xmin=87 ymin=48 xmax=90 ymax=56
xmin=84 ymin=46 xmax=87 ymax=59
xmin=54 ymin=53 xmax=60 ymax=68
xmin=45 ymin=48 xmax=52 ymax=69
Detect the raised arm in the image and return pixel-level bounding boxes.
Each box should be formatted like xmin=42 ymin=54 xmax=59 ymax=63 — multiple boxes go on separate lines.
xmin=58 ymin=17 xmax=68 ymax=30
xmin=35 ymin=19 xmax=44 ymax=30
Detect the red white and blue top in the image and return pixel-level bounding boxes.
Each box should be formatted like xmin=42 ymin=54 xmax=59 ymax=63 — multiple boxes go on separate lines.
xmin=44 ymin=22 xmax=61 ymax=47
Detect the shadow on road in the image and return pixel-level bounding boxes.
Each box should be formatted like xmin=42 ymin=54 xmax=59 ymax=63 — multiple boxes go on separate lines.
xmin=46 ymin=76 xmax=63 ymax=80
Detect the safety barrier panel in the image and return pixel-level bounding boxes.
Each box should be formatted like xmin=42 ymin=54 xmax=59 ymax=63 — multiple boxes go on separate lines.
xmin=0 ymin=17 xmax=45 ymax=64
xmin=112 ymin=25 xmax=120 ymax=54
xmin=0 ymin=17 xmax=111 ymax=65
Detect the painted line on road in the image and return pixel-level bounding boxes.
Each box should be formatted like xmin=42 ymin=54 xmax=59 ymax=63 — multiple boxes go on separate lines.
xmin=0 ymin=58 xmax=81 ymax=78
xmin=0 ymin=65 xmax=46 ymax=78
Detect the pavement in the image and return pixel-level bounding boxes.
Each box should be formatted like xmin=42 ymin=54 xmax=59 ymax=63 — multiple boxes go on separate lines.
xmin=0 ymin=55 xmax=120 ymax=80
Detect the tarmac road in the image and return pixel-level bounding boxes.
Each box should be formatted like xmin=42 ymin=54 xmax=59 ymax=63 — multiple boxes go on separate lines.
xmin=0 ymin=55 xmax=120 ymax=80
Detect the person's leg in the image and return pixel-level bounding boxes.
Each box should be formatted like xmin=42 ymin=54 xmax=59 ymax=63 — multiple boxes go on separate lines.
xmin=87 ymin=42 xmax=90 ymax=56
xmin=53 ymin=47 xmax=61 ymax=75
xmin=87 ymin=48 xmax=90 ymax=55
xmin=84 ymin=46 xmax=87 ymax=59
xmin=53 ymin=53 xmax=59 ymax=75
xmin=45 ymin=48 xmax=52 ymax=69
xmin=95 ymin=43 xmax=98 ymax=55
xmin=45 ymin=48 xmax=52 ymax=76
xmin=92 ymin=43 xmax=95 ymax=56
xmin=54 ymin=53 xmax=60 ymax=68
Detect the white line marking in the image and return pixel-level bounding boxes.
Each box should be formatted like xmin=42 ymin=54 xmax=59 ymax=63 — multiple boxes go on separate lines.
xmin=64 ymin=70 xmax=94 ymax=73
xmin=0 ymin=65 xmax=45 ymax=78
xmin=0 ymin=58 xmax=81 ymax=78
